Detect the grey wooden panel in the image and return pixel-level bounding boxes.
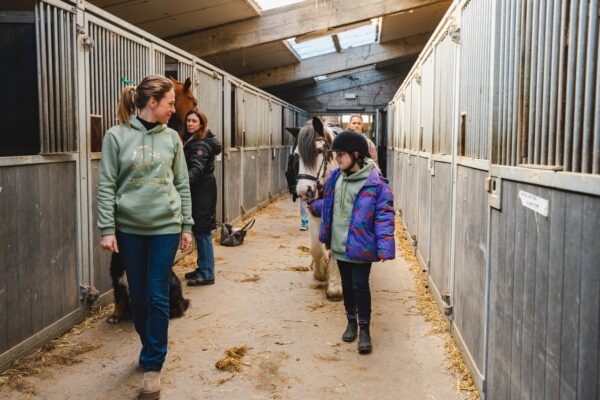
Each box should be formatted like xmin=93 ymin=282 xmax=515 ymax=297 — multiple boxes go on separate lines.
xmin=509 ymin=182 xmax=527 ymax=399
xmin=578 ymin=196 xmax=600 ymax=399
xmin=488 ymin=201 xmax=505 ymax=397
xmin=4 ymin=168 xmax=22 ymax=348
xmin=429 ymin=161 xmax=451 ymax=295
xmin=257 ymin=149 xmax=269 ymax=205
xmin=559 ymin=192 xmax=583 ymax=399
xmin=90 ymin=160 xmax=112 ymax=295
xmin=531 ymin=187 xmax=552 ymax=400
xmin=452 ymin=166 xmax=487 ymax=372
xmin=406 ymin=155 xmax=419 ymax=235
xmin=416 ymin=157 xmax=430 ymax=266
xmin=487 ymin=180 xmax=600 ymax=400
xmin=1 ymin=163 xmax=79 ymax=354
xmin=0 ymin=170 xmax=7 ymax=352
xmin=27 ymin=165 xmax=42 ymax=335
xmin=16 ymin=167 xmax=32 ymax=340
xmin=544 ymin=189 xmax=566 ymax=400
xmin=393 ymin=151 xmax=401 ymax=209
xmin=38 ymin=164 xmax=52 ymax=329
xmin=225 ymin=150 xmax=241 ymax=223
xmin=242 ymin=150 xmax=258 ymax=212
xmin=386 ymin=148 xmax=394 ymax=186
xmin=270 ymin=148 xmax=280 ymax=197
xmin=519 ymin=184 xmax=539 ymax=398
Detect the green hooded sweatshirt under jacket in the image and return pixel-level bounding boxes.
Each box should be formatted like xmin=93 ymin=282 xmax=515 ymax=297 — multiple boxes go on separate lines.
xmin=331 ymin=159 xmax=375 ymax=262
xmin=97 ymin=116 xmax=193 ymax=236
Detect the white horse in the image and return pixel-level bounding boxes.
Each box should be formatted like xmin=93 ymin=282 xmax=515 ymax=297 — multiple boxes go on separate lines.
xmin=294 ymin=117 xmax=342 ymax=301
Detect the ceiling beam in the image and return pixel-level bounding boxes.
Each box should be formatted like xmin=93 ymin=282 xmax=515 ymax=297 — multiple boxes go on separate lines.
xmin=166 ymin=0 xmax=448 ymax=57
xmin=240 ymin=33 xmax=429 ymax=88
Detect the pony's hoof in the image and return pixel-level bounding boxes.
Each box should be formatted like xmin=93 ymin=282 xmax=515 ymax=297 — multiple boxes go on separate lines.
xmin=106 ymin=315 xmax=121 ymax=324
xmin=313 ymin=272 xmax=327 ymax=282
xmin=326 ymin=292 xmax=343 ymax=302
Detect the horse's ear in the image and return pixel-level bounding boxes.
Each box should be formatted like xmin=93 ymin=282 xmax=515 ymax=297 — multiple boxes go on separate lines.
xmin=169 ymin=76 xmax=177 ymax=82
xmin=285 ymin=127 xmax=300 ymax=138
xmin=312 ymin=116 xmax=324 ymax=136
xmin=183 ymin=78 xmax=192 ymax=92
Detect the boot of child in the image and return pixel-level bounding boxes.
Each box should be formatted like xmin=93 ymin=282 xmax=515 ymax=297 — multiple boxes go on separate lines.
xmin=358 ymin=322 xmax=372 ymax=354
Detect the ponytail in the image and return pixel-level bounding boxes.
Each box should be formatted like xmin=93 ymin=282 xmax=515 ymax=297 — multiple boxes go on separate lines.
xmin=117 ymin=85 xmax=136 ymax=126
xmin=116 ymin=75 xmax=174 ymax=126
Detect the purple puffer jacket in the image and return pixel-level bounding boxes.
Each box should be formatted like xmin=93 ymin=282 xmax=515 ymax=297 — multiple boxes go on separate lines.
xmin=309 ymin=167 xmax=395 ymax=262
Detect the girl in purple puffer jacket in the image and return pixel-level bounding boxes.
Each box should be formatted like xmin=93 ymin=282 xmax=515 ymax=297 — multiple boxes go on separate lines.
xmin=309 ymin=131 xmax=395 ymax=354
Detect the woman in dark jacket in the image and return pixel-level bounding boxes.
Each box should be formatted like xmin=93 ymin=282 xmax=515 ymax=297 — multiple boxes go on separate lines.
xmin=182 ymin=109 xmax=222 ymax=286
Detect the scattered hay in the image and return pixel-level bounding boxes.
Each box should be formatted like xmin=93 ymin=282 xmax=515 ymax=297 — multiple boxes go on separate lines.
xmin=0 ymin=323 xmax=103 ymax=393
xmin=309 ymin=283 xmax=327 ymax=289
xmin=216 ymin=374 xmax=235 ymax=385
xmin=396 ymin=222 xmax=479 ymax=399
xmin=226 ymin=345 xmax=249 ymax=359
xmin=314 ymin=352 xmax=341 ymax=362
xmin=307 ymin=301 xmax=327 ymax=312
xmin=296 ymin=245 xmax=310 ymax=253
xmin=240 ymin=274 xmax=261 ymax=283
xmin=215 ymin=357 xmax=243 ymax=373
xmin=215 ymin=345 xmax=249 ymax=373
xmin=173 ymin=251 xmax=197 ymax=272
xmin=287 ymin=266 xmax=309 ymax=272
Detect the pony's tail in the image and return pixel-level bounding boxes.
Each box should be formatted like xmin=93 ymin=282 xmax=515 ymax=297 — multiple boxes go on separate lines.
xmin=117 ymin=85 xmax=136 ymax=126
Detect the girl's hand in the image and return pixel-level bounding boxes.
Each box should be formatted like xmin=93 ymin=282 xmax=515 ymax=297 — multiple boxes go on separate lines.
xmin=100 ymin=235 xmax=119 ymax=253
xmin=180 ymin=232 xmax=193 ymax=251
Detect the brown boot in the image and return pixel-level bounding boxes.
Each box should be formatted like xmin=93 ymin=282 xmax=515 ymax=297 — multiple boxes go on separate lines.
xmin=139 ymin=371 xmax=161 ymax=400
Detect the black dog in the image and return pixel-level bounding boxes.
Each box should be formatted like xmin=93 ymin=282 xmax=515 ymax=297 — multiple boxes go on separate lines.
xmin=107 ymin=253 xmax=191 ymax=324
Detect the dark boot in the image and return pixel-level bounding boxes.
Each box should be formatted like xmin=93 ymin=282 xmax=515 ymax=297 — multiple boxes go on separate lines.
xmin=342 ymin=319 xmax=358 ymax=342
xmin=358 ymin=325 xmax=372 ymax=354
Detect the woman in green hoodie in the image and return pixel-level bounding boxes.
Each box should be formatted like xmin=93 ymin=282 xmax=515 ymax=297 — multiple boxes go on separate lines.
xmin=97 ymin=75 xmax=193 ymax=400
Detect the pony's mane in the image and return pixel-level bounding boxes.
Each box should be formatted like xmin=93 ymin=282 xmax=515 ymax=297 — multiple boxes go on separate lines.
xmin=297 ymin=121 xmax=319 ymax=170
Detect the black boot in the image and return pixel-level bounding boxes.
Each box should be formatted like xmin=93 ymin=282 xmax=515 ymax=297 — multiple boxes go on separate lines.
xmin=342 ymin=319 xmax=358 ymax=342
xmin=358 ymin=325 xmax=372 ymax=354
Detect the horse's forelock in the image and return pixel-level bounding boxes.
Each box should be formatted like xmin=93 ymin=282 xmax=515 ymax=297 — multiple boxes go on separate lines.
xmin=297 ymin=124 xmax=319 ymax=170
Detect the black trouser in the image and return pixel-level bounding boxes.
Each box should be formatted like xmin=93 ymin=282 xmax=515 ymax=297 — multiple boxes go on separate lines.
xmin=337 ymin=260 xmax=372 ymax=326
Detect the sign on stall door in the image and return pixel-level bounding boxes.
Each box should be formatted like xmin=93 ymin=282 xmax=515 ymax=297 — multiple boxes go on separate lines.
xmin=518 ymin=190 xmax=549 ymax=217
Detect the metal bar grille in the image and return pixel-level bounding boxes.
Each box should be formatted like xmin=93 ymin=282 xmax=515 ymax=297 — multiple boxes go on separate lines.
xmin=460 ymin=0 xmax=493 ymax=159
xmin=494 ymin=0 xmax=599 ymax=174
xmin=35 ymin=1 xmax=77 ymax=153
xmin=88 ymin=22 xmax=149 ymax=142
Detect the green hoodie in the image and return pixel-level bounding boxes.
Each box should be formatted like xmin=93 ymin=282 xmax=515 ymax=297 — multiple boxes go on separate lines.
xmin=97 ymin=116 xmax=193 ymax=236
xmin=331 ymin=159 xmax=375 ymax=262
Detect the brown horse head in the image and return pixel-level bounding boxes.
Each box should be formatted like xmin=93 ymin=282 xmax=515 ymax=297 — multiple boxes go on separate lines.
xmin=169 ymin=76 xmax=197 ymax=128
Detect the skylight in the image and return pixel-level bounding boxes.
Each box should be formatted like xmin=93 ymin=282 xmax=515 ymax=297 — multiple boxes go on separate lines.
xmin=287 ymin=36 xmax=336 ymax=59
xmin=338 ymin=20 xmax=379 ymax=49
xmin=254 ymin=0 xmax=305 ymax=11
xmin=286 ymin=19 xmax=379 ymax=60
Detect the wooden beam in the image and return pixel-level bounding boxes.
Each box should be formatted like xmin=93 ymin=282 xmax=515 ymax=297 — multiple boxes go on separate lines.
xmin=270 ymin=60 xmax=415 ymax=100
xmin=241 ymin=33 xmax=429 ymax=88
xmin=166 ymin=0 xmax=448 ymax=57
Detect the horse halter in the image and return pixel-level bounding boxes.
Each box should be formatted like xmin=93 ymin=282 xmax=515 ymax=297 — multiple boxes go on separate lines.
xmin=297 ymin=138 xmax=330 ymax=199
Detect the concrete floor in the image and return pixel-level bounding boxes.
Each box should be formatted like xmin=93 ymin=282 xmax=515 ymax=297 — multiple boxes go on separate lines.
xmin=2 ymin=198 xmax=463 ymax=400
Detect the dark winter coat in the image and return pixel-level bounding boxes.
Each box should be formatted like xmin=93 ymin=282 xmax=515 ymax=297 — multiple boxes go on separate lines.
xmin=184 ymin=130 xmax=222 ymax=233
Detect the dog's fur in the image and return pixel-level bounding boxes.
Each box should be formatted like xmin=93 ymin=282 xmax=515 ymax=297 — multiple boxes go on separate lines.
xmin=107 ymin=253 xmax=191 ymax=324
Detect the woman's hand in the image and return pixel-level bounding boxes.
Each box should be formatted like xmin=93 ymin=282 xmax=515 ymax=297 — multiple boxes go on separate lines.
xmin=100 ymin=235 xmax=119 ymax=253
xmin=180 ymin=232 xmax=193 ymax=251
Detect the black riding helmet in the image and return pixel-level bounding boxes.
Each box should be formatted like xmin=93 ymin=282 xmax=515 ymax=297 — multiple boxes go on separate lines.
xmin=330 ymin=130 xmax=369 ymax=157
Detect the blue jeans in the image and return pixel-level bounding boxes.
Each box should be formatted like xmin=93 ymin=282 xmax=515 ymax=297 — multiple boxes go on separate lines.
xmin=194 ymin=231 xmax=215 ymax=280
xmin=116 ymin=231 xmax=180 ymax=371
xmin=300 ymin=199 xmax=309 ymax=225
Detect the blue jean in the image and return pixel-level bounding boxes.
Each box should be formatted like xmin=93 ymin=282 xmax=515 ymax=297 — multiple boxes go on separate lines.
xmin=337 ymin=260 xmax=372 ymax=326
xmin=300 ymin=199 xmax=309 ymax=225
xmin=194 ymin=231 xmax=215 ymax=280
xmin=116 ymin=231 xmax=180 ymax=371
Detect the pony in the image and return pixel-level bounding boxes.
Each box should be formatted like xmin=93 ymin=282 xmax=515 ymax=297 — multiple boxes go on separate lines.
xmin=294 ymin=116 xmax=342 ymax=301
